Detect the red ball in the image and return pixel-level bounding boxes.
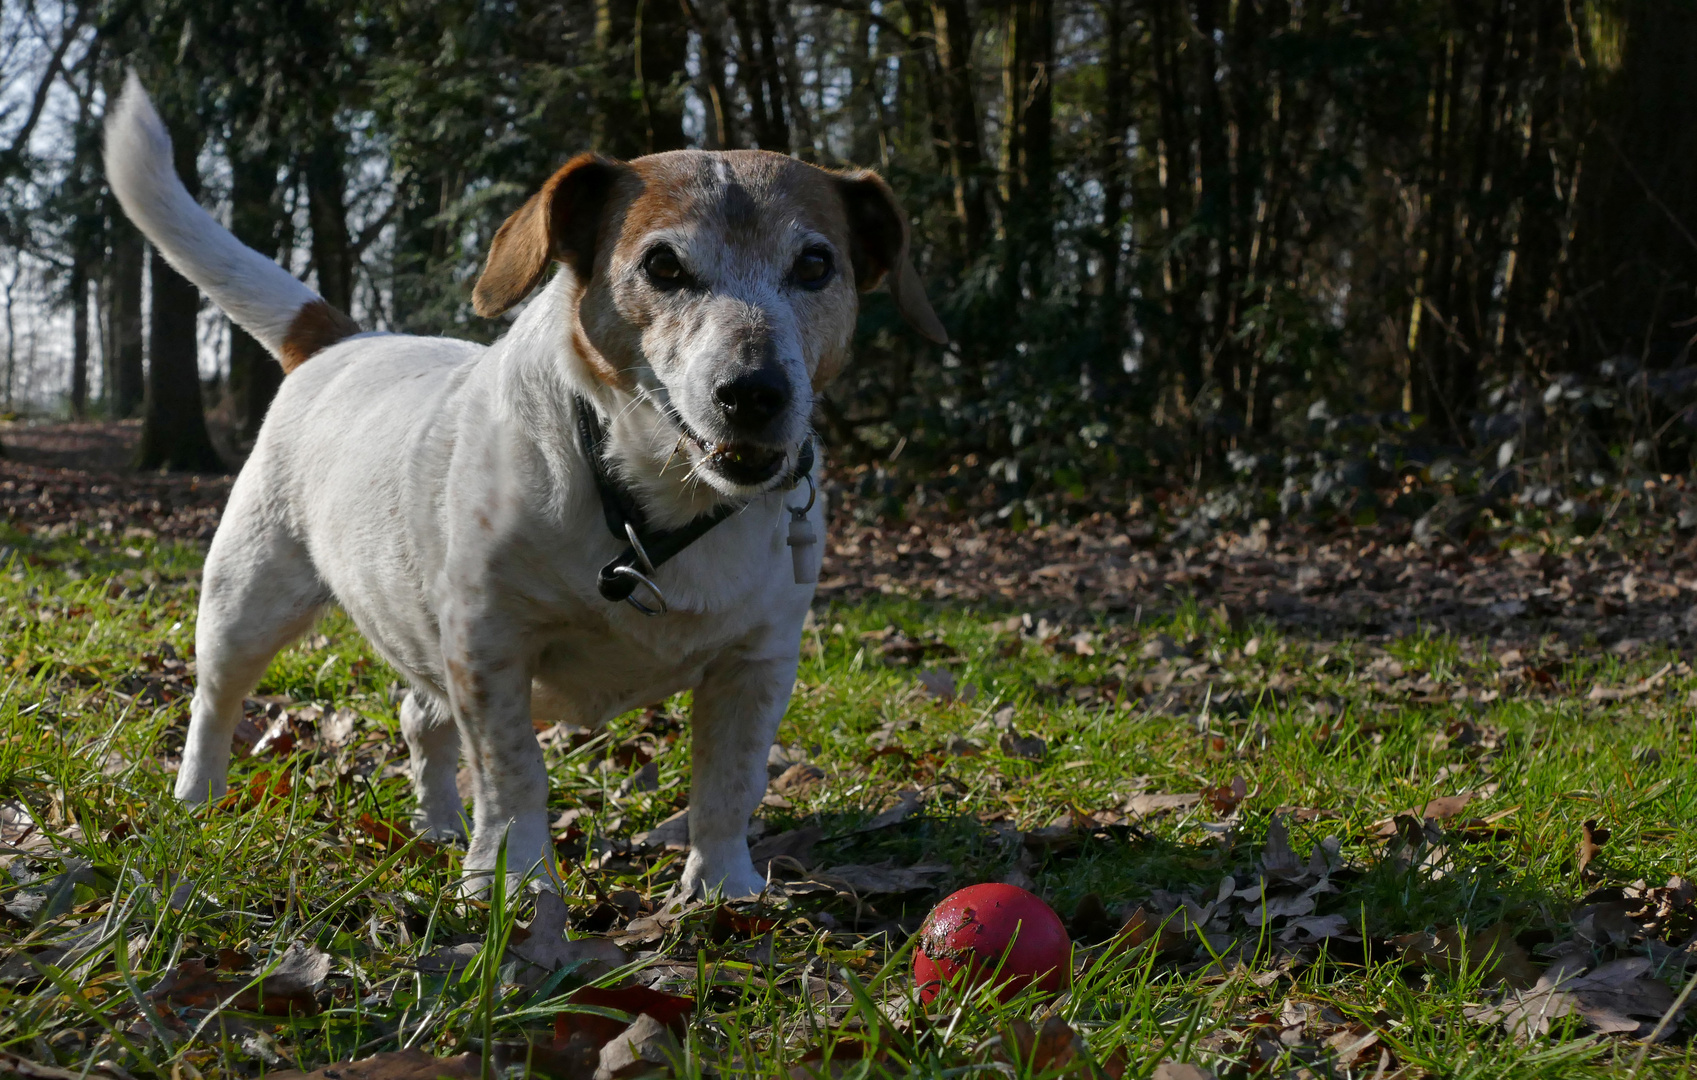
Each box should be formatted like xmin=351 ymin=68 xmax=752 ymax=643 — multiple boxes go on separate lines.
xmin=913 ymin=883 xmax=1071 ymax=1004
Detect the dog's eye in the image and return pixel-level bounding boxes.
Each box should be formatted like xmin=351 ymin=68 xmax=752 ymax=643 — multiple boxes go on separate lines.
xmin=793 ymin=247 xmax=833 ymax=290
xmin=643 ymin=245 xmax=688 ymax=288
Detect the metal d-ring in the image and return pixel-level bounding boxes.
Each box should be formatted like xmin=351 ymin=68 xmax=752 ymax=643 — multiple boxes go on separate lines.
xmin=624 ymin=522 xmax=657 ymax=574
xmin=788 ymin=472 xmax=817 ymax=517
xmin=611 ymin=564 xmax=668 ymax=615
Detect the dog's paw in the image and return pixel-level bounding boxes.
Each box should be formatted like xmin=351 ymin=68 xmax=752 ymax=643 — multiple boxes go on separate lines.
xmin=412 ymin=815 xmax=469 ymax=844
xmin=680 ymin=854 xmax=766 ymax=900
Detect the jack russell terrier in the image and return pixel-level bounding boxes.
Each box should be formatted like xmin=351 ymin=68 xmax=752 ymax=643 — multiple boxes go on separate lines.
xmin=104 ymin=72 xmax=945 ymax=896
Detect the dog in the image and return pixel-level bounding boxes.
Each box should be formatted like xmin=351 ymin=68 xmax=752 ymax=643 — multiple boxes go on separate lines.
xmin=104 ymin=72 xmax=945 ymax=897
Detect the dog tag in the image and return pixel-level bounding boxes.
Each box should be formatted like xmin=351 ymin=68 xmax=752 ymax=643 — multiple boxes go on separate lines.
xmin=788 ymin=509 xmax=820 ymax=584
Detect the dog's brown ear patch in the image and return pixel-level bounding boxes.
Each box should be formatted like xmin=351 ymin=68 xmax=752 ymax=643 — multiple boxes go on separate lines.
xmin=280 ymin=299 xmax=361 ymax=372
xmin=834 ymin=170 xmax=947 ymax=345
xmin=473 ymin=153 xmax=623 ymax=318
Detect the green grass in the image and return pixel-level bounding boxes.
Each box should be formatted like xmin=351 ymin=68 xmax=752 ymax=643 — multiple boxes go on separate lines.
xmin=1 ymin=522 xmax=1694 ymax=1077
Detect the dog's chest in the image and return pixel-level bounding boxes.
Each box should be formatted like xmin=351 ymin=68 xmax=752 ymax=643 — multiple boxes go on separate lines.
xmin=529 ymin=616 xmax=742 ymax=725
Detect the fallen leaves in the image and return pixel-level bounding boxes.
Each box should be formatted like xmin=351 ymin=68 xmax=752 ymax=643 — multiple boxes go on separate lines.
xmin=1577 ymin=819 xmax=1610 ymax=878
xmin=1587 ymin=661 xmax=1674 ymax=702
xmin=507 ymin=892 xmax=629 ymax=981
xmin=148 ymin=941 xmax=332 ymax=1016
xmin=1393 ymin=923 xmax=1541 ymax=990
xmin=814 ymin=863 xmax=951 ymax=896
xmin=998 ymin=730 xmax=1048 ymax=762
xmin=1201 ymin=776 xmax=1248 ymax=816
xmin=1123 ymin=792 xmax=1202 ymax=817
xmin=352 ymin=813 xmax=449 ymax=868
xmin=263 ymin=1049 xmax=478 ymax=1080
xmin=1469 ymin=956 xmax=1687 ymax=1040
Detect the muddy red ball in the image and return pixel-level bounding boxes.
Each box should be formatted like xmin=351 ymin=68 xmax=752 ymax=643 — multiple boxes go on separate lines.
xmin=913 ymin=883 xmax=1071 ymax=1003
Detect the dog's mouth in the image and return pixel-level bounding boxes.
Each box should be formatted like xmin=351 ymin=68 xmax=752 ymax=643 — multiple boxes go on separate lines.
xmin=706 ymin=443 xmax=787 ymax=485
xmin=669 ymin=418 xmax=788 ymax=486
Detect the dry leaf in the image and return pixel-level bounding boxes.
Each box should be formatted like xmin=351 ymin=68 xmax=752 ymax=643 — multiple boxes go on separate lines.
xmin=1470 ymin=956 xmax=1685 ymax=1040
xmin=771 ymin=761 xmax=826 ymax=795
xmin=565 ymin=984 xmax=695 ymax=1034
xmin=999 ymin=730 xmax=1048 ymax=761
xmin=997 ymin=1017 xmax=1090 ymax=1074
xmin=859 ymin=789 xmax=923 ymax=831
xmin=508 ymin=892 xmax=629 ymax=978
xmin=1124 ymin=792 xmax=1202 ymax=817
xmin=1150 ymin=1067 xmax=1215 ymax=1080
xmin=597 ymin=1012 xmax=682 ymax=1079
xmin=633 ymin=808 xmax=690 ymax=851
xmin=816 ymin=863 xmax=949 ymax=895
xmin=1577 ymin=819 xmax=1609 ymax=878
xmin=751 ymin=826 xmax=824 ymax=874
xmin=148 ymin=940 xmax=330 ymax=1016
xmin=1394 ymin=923 xmax=1540 ymax=990
xmin=1372 ymin=791 xmax=1481 ymax=837
xmin=1202 ymin=776 xmax=1248 ymax=815
xmin=262 ymin=1050 xmax=478 ymax=1080
xmin=1586 ymin=662 xmax=1672 ymax=702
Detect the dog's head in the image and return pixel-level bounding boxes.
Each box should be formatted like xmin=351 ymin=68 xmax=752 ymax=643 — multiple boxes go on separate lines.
xmin=472 ymin=150 xmax=945 ymax=496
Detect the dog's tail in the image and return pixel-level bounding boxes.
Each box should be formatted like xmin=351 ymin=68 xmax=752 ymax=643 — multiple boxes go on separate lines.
xmin=103 ymin=71 xmax=359 ymax=372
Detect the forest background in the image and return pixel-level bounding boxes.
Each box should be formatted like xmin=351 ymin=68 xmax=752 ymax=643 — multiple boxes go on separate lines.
xmin=3 ymin=0 xmax=1697 ymax=530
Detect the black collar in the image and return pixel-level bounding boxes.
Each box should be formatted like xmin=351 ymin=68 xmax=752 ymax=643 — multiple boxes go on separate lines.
xmin=574 ymin=394 xmax=814 ymax=611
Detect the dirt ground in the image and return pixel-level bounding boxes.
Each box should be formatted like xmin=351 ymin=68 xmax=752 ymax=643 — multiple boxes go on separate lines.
xmin=5 ymin=419 xmax=1693 ymax=653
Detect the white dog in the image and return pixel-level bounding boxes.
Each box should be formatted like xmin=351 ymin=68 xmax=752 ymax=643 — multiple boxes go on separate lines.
xmin=104 ymin=73 xmax=945 ymax=896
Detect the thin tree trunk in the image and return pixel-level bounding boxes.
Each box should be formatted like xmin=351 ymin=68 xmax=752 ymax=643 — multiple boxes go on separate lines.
xmin=771 ymin=1 xmax=818 ymax=160
xmin=1193 ymin=0 xmax=1242 ymax=430
xmin=1016 ymin=0 xmax=1054 ymax=293
xmin=228 ymin=146 xmax=285 ymax=439
xmin=305 ymin=131 xmax=353 ymax=314
xmin=930 ymin=0 xmax=991 ymax=252
xmin=685 ymin=0 xmax=737 ymax=149
xmin=752 ymin=0 xmax=792 ymax=152
xmin=135 ymin=120 xmax=223 ymax=473
xmin=1096 ymin=0 xmax=1131 ymax=390
xmin=638 ymin=0 xmax=690 ymax=153
xmin=70 ymin=261 xmax=89 ymax=417
xmin=106 ymin=216 xmax=146 ymax=418
xmin=728 ymin=0 xmax=787 ymax=150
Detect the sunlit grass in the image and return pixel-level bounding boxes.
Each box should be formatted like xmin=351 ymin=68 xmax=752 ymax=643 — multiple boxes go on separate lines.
xmin=1 ymin=526 xmax=1693 ymax=1077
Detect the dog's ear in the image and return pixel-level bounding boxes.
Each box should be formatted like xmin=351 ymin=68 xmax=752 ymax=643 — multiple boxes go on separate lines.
xmin=473 ymin=153 xmax=622 ymax=318
xmin=833 ymin=170 xmax=948 ymax=345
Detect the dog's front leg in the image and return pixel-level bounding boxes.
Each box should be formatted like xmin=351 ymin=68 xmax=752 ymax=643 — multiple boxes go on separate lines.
xmin=441 ymin=614 xmax=551 ymax=889
xmin=683 ymin=653 xmax=798 ymax=898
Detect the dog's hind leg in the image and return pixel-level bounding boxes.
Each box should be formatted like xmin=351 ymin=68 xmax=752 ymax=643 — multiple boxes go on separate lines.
xmin=400 ymin=689 xmax=466 ymax=839
xmin=177 ymin=504 xmax=328 ymax=804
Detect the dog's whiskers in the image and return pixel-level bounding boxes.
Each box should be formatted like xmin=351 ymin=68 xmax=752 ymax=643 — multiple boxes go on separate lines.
xmin=661 ymin=434 xmax=689 ymax=476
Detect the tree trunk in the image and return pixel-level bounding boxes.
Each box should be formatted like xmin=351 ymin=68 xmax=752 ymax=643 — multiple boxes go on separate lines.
xmin=305 ymin=131 xmax=353 ymax=314
xmin=728 ymin=0 xmax=783 ymax=151
xmin=1193 ymin=0 xmax=1242 ymax=431
xmin=771 ymin=1 xmax=818 ymax=160
xmin=684 ymin=0 xmax=738 ymax=149
xmin=228 ymin=146 xmax=286 ymax=439
xmin=135 ymin=121 xmax=223 ymax=473
xmin=70 ymin=260 xmax=89 ymax=417
xmin=1017 ymin=0 xmax=1053 ymax=236
xmin=752 ymin=0 xmax=791 ymax=153
xmin=930 ymin=0 xmax=991 ymax=253
xmin=106 ymin=216 xmax=146 ymax=418
xmin=638 ymin=0 xmax=689 ymax=153
xmin=1570 ymin=0 xmax=1697 ymax=364
xmin=1095 ymin=0 xmax=1131 ymax=392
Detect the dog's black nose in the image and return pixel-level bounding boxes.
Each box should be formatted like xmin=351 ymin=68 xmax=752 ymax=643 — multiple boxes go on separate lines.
xmin=713 ymin=369 xmax=790 ymax=432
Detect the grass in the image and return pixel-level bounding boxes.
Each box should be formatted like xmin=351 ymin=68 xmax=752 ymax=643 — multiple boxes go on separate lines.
xmin=1 ymin=520 xmax=1695 ymax=1078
